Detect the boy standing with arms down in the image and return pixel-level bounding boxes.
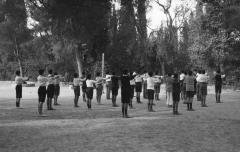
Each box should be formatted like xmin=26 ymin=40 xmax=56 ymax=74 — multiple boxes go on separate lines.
xmin=172 ymin=74 xmax=181 ymax=114
xmin=15 ymin=70 xmax=29 ymax=108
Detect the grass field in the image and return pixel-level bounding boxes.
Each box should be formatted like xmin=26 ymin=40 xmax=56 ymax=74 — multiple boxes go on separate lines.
xmin=0 ymin=82 xmax=240 ymax=152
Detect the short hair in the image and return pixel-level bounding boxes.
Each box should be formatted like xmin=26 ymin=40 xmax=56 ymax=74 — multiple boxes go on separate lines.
xmin=148 ymin=72 xmax=153 ymax=77
xmin=123 ymin=69 xmax=128 ymax=75
xmin=54 ymin=72 xmax=58 ymax=75
xmin=202 ymin=70 xmax=205 ymax=74
xmin=112 ymin=71 xmax=116 ymax=75
xmin=87 ymin=74 xmax=91 ymax=79
xmin=167 ymin=73 xmax=171 ymax=77
xmin=106 ymin=71 xmax=110 ymax=74
xmin=216 ymin=69 xmax=221 ymax=73
xmin=82 ymin=72 xmax=85 ymax=75
xmin=39 ymin=69 xmax=45 ymax=75
xmin=188 ymin=70 xmax=193 ymax=76
xmin=15 ymin=70 xmax=20 ymax=76
xmin=74 ymin=73 xmax=79 ymax=78
xmin=155 ymin=71 xmax=159 ymax=75
xmin=48 ymin=69 xmax=53 ymax=74
xmin=96 ymin=72 xmax=101 ymax=77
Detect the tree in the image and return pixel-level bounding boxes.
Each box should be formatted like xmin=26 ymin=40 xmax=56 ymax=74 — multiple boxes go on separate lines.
xmin=28 ymin=0 xmax=111 ymax=76
xmin=0 ymin=0 xmax=32 ymax=77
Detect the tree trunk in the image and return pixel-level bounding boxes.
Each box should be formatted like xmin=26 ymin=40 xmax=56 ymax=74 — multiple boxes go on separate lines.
xmin=161 ymin=61 xmax=165 ymax=76
xmin=18 ymin=58 xmax=23 ymax=77
xmin=75 ymin=49 xmax=83 ymax=77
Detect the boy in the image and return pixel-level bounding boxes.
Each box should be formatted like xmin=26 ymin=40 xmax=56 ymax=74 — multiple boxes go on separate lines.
xmin=81 ymin=72 xmax=87 ymax=102
xmin=73 ymin=73 xmax=86 ymax=107
xmin=154 ymin=71 xmax=162 ymax=101
xmin=53 ymin=72 xmax=64 ymax=105
xmin=165 ymin=73 xmax=173 ymax=107
xmin=105 ymin=71 xmax=112 ymax=100
xmin=111 ymin=72 xmax=120 ymax=107
xmin=129 ymin=72 xmax=136 ymax=108
xmin=185 ymin=71 xmax=195 ymax=111
xmin=15 ymin=70 xmax=29 ymax=108
xmin=172 ymin=74 xmax=180 ymax=114
xmin=215 ymin=70 xmax=225 ymax=103
xmin=134 ymin=72 xmax=143 ymax=103
xmin=47 ymin=69 xmax=55 ymax=110
xmin=199 ymin=70 xmax=209 ymax=107
xmin=86 ymin=74 xmax=96 ymax=109
xmin=147 ymin=72 xmax=155 ymax=112
xmin=121 ymin=69 xmax=132 ymax=118
xmin=95 ymin=72 xmax=104 ymax=104
xmin=37 ymin=69 xmax=48 ymax=116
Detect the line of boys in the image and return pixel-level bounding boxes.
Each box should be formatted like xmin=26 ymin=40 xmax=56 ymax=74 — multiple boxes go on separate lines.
xmin=15 ymin=68 xmax=224 ymax=117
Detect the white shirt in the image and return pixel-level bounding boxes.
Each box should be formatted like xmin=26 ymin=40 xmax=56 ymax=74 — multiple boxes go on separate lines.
xmin=147 ymin=77 xmax=155 ymax=90
xmin=48 ymin=74 xmax=55 ymax=85
xmin=106 ymin=74 xmax=112 ymax=82
xmin=86 ymin=80 xmax=96 ymax=87
xmin=15 ymin=76 xmax=28 ymax=85
xmin=37 ymin=75 xmax=48 ymax=86
xmin=96 ymin=77 xmax=104 ymax=85
xmin=154 ymin=75 xmax=161 ymax=83
xmin=197 ymin=74 xmax=209 ymax=83
xmin=135 ymin=75 xmax=143 ymax=82
xmin=130 ymin=79 xmax=135 ymax=85
xmin=180 ymin=73 xmax=185 ymax=81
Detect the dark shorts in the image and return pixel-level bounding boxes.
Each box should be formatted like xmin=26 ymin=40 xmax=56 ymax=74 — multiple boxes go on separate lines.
xmin=135 ymin=82 xmax=142 ymax=92
xmin=16 ymin=84 xmax=22 ymax=98
xmin=147 ymin=89 xmax=154 ymax=100
xmin=154 ymin=83 xmax=161 ymax=93
xmin=38 ymin=86 xmax=47 ymax=103
xmin=47 ymin=84 xmax=55 ymax=98
xmin=74 ymin=86 xmax=80 ymax=97
xmin=112 ymin=87 xmax=119 ymax=96
xmin=54 ymin=84 xmax=60 ymax=96
xmin=130 ymin=85 xmax=135 ymax=98
xmin=215 ymin=84 xmax=222 ymax=93
xmin=200 ymin=82 xmax=207 ymax=96
xmin=121 ymin=89 xmax=130 ymax=103
xmin=82 ymin=86 xmax=86 ymax=93
xmin=86 ymin=87 xmax=94 ymax=99
xmin=186 ymin=91 xmax=195 ymax=98
xmin=96 ymin=85 xmax=103 ymax=97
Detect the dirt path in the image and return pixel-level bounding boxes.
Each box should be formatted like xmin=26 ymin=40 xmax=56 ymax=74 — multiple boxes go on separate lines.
xmin=0 ymin=84 xmax=240 ymax=152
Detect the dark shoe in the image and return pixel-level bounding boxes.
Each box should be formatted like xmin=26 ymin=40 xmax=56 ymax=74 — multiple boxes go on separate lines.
xmin=49 ymin=108 xmax=56 ymax=110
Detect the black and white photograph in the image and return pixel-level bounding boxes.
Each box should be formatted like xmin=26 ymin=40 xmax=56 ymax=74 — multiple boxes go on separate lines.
xmin=0 ymin=0 xmax=240 ymax=151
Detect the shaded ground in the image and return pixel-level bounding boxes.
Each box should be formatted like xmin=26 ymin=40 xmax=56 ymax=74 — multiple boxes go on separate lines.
xmin=0 ymin=82 xmax=240 ymax=152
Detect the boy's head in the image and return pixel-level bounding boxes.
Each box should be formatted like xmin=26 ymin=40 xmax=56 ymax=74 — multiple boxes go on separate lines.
xmin=96 ymin=72 xmax=101 ymax=77
xmin=112 ymin=71 xmax=116 ymax=75
xmin=148 ymin=72 xmax=153 ymax=77
xmin=155 ymin=71 xmax=159 ymax=75
xmin=54 ymin=72 xmax=58 ymax=75
xmin=87 ymin=74 xmax=91 ymax=79
xmin=216 ymin=69 xmax=221 ymax=74
xmin=188 ymin=70 xmax=193 ymax=76
xmin=74 ymin=73 xmax=79 ymax=78
xmin=82 ymin=72 xmax=85 ymax=76
xmin=123 ymin=69 xmax=128 ymax=75
xmin=167 ymin=73 xmax=171 ymax=77
xmin=15 ymin=70 xmax=20 ymax=76
xmin=48 ymin=69 xmax=53 ymax=74
xmin=202 ymin=70 xmax=205 ymax=74
xmin=39 ymin=69 xmax=45 ymax=75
